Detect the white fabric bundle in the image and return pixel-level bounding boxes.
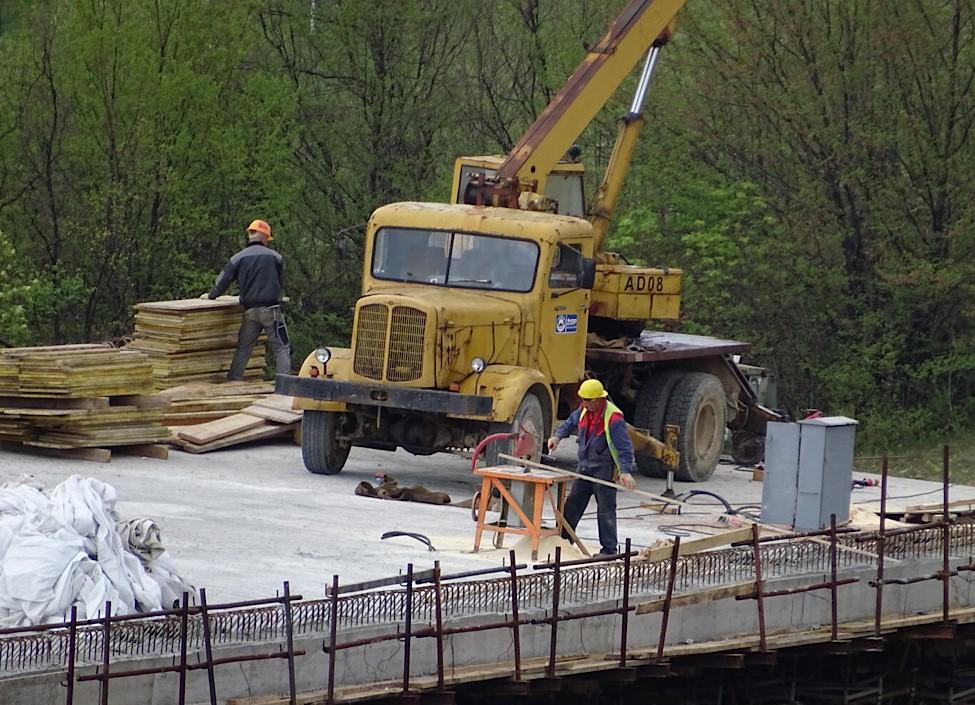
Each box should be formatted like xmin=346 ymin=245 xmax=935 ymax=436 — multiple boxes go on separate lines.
xmin=0 ymin=475 xmax=192 ymax=626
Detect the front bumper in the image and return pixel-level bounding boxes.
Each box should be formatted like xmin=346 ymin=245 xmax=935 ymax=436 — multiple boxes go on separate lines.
xmin=275 ymin=374 xmax=493 ymax=416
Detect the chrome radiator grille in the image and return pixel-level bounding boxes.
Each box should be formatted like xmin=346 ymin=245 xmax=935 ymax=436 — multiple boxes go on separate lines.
xmin=353 ymin=303 xmax=427 ymax=382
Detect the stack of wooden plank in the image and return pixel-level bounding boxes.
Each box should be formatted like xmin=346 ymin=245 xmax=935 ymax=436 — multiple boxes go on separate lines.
xmin=0 ymin=344 xmax=172 ymax=462
xmin=170 ymin=394 xmax=301 ymax=453
xmin=157 ymin=380 xmax=275 ymax=426
xmin=129 ymin=297 xmax=265 ymax=388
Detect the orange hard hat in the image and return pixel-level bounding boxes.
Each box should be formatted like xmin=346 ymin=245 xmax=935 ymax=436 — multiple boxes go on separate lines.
xmin=247 ymin=219 xmax=273 ymax=241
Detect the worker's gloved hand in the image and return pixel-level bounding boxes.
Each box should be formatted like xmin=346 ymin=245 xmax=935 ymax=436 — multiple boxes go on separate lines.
xmin=547 ymin=436 xmax=559 ymax=453
xmin=618 ymin=473 xmax=636 ymax=490
xmin=198 ymin=293 xmax=210 ymax=299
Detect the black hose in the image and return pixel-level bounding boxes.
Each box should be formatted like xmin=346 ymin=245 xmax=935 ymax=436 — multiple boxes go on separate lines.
xmin=381 ymin=531 xmax=436 ymax=552
xmin=679 ymin=490 xmax=736 ymax=515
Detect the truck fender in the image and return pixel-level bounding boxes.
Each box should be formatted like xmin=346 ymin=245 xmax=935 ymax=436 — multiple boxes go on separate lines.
xmin=455 ymin=365 xmax=554 ymax=426
xmin=293 ymin=347 xmax=352 ymax=412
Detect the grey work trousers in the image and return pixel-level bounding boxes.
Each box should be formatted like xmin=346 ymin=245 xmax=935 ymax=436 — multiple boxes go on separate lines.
xmin=562 ymin=464 xmax=618 ymax=555
xmin=228 ymin=306 xmax=292 ymax=381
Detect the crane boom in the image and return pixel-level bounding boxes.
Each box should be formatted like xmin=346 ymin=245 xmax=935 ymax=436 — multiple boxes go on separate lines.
xmin=495 ymin=0 xmax=686 ymax=194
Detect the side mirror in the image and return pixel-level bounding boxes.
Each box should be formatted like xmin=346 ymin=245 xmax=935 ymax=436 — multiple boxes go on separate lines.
xmin=578 ymin=258 xmax=596 ymax=289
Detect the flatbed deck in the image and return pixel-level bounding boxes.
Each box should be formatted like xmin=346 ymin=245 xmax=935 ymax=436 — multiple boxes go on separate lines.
xmin=586 ymin=331 xmax=751 ymax=363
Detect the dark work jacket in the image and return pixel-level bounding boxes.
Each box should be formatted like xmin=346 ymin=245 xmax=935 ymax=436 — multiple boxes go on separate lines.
xmin=553 ymin=403 xmax=637 ymax=474
xmin=209 ymin=242 xmax=284 ymax=308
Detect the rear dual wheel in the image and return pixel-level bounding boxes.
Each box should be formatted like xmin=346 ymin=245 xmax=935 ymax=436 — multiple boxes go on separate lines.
xmin=667 ymin=373 xmax=726 ymax=482
xmin=632 ymin=371 xmax=726 ymax=483
xmin=633 ymin=372 xmax=684 ymax=478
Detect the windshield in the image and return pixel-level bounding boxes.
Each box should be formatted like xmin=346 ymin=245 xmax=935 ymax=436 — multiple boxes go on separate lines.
xmin=371 ymin=227 xmax=539 ymax=292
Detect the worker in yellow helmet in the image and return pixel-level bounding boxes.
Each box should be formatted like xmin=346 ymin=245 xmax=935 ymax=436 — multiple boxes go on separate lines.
xmin=202 ymin=219 xmax=291 ymax=380
xmin=547 ymin=378 xmax=637 ymax=556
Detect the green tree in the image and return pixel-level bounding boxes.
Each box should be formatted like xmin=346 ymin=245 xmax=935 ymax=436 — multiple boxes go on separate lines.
xmin=0 ymin=0 xmax=298 ymax=343
xmin=614 ymin=0 xmax=975 ymax=440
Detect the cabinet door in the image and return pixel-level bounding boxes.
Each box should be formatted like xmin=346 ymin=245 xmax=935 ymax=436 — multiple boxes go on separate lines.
xmin=796 ymin=426 xmax=828 ymax=530
xmin=761 ymin=422 xmax=800 ymax=526
xmin=820 ymin=426 xmax=856 ymax=526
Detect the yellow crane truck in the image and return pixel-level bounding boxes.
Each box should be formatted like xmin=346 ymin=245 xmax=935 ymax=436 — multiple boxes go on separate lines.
xmin=276 ymin=0 xmax=778 ymax=482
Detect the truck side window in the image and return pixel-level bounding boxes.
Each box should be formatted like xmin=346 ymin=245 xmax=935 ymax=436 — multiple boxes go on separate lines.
xmin=548 ymin=243 xmax=582 ymax=289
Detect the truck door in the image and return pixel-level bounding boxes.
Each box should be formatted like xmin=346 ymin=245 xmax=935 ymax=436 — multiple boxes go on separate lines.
xmin=540 ymin=241 xmax=590 ymax=384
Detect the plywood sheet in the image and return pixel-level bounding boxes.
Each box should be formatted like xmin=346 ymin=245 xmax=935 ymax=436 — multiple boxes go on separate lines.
xmin=173 ymin=422 xmax=291 ymax=454
xmin=242 ymin=405 xmax=301 ymax=424
xmin=177 ymin=413 xmax=266 ymax=445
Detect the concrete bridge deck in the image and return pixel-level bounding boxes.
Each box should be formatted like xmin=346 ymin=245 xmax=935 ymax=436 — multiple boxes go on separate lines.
xmin=3 ymin=521 xmax=975 ymax=705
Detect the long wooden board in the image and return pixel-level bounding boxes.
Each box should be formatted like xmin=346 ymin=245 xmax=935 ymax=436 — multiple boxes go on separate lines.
xmin=635 ymin=581 xmax=756 ymax=615
xmin=1 ymin=442 xmax=111 ymax=463
xmin=640 ymin=526 xmax=756 ymax=563
xmin=177 ymin=413 xmax=266 ymax=445
xmin=242 ymin=403 xmax=301 ymax=424
xmin=159 ymin=381 xmax=274 ymax=401
xmin=173 ymin=422 xmax=291 ymax=453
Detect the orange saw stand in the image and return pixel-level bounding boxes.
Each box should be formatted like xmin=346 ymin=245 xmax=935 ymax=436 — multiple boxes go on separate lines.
xmin=471 ymin=464 xmax=585 ymax=560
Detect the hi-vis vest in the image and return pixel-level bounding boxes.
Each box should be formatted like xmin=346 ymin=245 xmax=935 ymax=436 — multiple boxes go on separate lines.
xmin=579 ymin=400 xmax=624 ymax=476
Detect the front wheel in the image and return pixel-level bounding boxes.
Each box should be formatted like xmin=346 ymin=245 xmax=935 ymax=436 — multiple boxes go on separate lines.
xmin=301 ymin=410 xmax=351 ymax=475
xmin=484 ymin=390 xmax=549 ymax=467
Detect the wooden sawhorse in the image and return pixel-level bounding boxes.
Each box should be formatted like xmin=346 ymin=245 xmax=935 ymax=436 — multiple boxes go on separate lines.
xmin=472 ymin=465 xmax=589 ymax=560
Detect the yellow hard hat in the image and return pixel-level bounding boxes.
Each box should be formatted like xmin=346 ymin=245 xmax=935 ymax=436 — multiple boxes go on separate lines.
xmin=578 ymin=379 xmax=609 ymax=399
xmin=247 ymin=219 xmax=273 ymax=241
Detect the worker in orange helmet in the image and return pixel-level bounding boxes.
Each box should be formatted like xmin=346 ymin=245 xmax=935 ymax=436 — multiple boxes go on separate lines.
xmin=202 ymin=219 xmax=291 ymax=380
xmin=547 ymin=378 xmax=637 ymax=555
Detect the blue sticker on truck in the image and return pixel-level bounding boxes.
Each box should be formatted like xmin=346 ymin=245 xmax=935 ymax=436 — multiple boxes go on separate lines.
xmin=555 ymin=314 xmax=578 ymax=333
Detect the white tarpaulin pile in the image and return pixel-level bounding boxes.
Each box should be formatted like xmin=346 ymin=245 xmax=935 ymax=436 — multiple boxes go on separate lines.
xmin=0 ymin=475 xmax=192 ymax=626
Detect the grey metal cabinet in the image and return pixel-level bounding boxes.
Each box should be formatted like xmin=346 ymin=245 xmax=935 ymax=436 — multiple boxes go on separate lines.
xmin=761 ymin=416 xmax=858 ymax=530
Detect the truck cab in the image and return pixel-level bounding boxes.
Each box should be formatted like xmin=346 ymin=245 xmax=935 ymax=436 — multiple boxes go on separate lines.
xmin=281 ymin=201 xmax=600 ymax=474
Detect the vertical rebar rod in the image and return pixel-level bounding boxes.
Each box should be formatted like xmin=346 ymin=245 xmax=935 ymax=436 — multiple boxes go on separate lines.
xmin=327 ymin=575 xmax=339 ymax=705
xmin=943 ymin=444 xmax=951 ymax=623
xmin=433 ymin=561 xmax=445 ymax=690
xmin=657 ymin=537 xmax=681 ymax=661
xmin=402 ymin=563 xmax=413 ymax=695
xmin=283 ymin=581 xmax=297 ymax=705
xmin=750 ymin=525 xmax=767 ymax=651
xmin=875 ymin=456 xmax=888 ymax=637
xmin=65 ymin=605 xmax=77 ymax=705
xmin=620 ymin=537 xmax=632 ymax=667
xmin=508 ymin=550 xmax=522 ymax=681
xmin=199 ymin=589 xmax=217 ymax=705
xmin=178 ymin=592 xmax=189 ymax=705
xmin=830 ymin=514 xmax=839 ymax=641
xmin=99 ymin=601 xmax=111 ymax=705
xmin=547 ymin=546 xmax=562 ymax=678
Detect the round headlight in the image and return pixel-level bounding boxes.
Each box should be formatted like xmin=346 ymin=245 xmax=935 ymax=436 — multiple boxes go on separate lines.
xmin=314 ymin=347 xmax=332 ymax=364
xmin=471 ymin=357 xmax=486 ymax=373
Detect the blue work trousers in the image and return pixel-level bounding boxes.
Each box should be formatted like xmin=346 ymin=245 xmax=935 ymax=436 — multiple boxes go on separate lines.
xmin=562 ymin=465 xmax=617 ymax=555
